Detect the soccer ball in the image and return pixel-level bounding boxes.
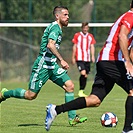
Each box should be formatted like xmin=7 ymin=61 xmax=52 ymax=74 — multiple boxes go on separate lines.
xmin=100 ymin=112 xmax=118 ymax=127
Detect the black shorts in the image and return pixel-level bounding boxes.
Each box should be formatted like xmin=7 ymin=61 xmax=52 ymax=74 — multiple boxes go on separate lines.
xmin=76 ymin=61 xmax=90 ymax=74
xmin=91 ymin=61 xmax=132 ymax=101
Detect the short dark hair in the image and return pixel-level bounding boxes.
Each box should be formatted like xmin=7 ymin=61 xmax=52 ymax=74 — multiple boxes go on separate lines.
xmin=53 ymin=6 xmax=68 ymax=15
xmin=131 ymin=0 xmax=133 ymax=8
xmin=81 ymin=22 xmax=89 ymax=28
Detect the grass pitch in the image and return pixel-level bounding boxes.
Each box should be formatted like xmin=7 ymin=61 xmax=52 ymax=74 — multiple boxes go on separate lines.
xmin=0 ymin=81 xmax=127 ymax=133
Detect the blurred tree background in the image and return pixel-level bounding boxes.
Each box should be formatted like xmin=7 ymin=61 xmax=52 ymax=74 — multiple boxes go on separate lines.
xmin=0 ymin=0 xmax=131 ymax=81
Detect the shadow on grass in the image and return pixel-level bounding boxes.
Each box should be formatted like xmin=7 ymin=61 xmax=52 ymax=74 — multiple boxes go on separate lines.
xmin=18 ymin=123 xmax=78 ymax=129
xmin=18 ymin=124 xmax=43 ymax=127
xmin=18 ymin=123 xmax=66 ymax=127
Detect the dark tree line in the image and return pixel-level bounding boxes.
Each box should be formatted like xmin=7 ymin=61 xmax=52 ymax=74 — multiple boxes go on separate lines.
xmin=0 ymin=0 xmax=131 ymax=46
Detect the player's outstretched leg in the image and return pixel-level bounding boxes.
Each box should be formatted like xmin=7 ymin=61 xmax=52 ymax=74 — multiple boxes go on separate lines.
xmin=0 ymin=88 xmax=8 ymax=103
xmin=45 ymin=104 xmax=57 ymax=131
xmin=0 ymin=87 xmax=26 ymax=103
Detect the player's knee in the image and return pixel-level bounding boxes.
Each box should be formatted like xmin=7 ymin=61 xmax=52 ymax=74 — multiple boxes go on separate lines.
xmin=25 ymin=91 xmax=37 ymax=100
xmin=86 ymin=95 xmax=101 ymax=107
xmin=63 ymin=79 xmax=75 ymax=92
xmin=91 ymin=98 xmax=101 ymax=107
xmin=27 ymin=95 xmax=37 ymax=100
xmin=68 ymin=83 xmax=74 ymax=92
xmin=94 ymin=99 xmax=101 ymax=107
xmin=80 ymin=70 xmax=86 ymax=75
xmin=66 ymin=83 xmax=74 ymax=92
xmin=129 ymin=89 xmax=133 ymax=96
xmin=71 ymin=83 xmax=74 ymax=90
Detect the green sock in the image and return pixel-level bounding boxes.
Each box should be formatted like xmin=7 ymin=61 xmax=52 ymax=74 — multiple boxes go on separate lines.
xmin=65 ymin=92 xmax=76 ymax=119
xmin=3 ymin=88 xmax=26 ymax=99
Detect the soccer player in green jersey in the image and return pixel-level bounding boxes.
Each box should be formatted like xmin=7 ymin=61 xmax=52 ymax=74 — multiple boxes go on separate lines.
xmin=0 ymin=6 xmax=87 ymax=129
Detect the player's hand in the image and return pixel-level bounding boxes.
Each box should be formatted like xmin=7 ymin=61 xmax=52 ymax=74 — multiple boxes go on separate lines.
xmin=125 ymin=60 xmax=133 ymax=77
xmin=60 ymin=60 xmax=69 ymax=70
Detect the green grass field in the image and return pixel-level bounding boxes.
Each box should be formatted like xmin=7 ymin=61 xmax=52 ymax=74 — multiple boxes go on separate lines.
xmin=0 ymin=81 xmax=127 ymax=133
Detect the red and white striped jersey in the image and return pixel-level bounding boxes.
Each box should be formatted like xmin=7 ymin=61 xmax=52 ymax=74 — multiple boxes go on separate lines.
xmin=72 ymin=32 xmax=96 ymax=61
xmin=97 ymin=10 xmax=133 ymax=62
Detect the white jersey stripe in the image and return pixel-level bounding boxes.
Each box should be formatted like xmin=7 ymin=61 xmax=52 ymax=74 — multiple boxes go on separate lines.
xmin=31 ymin=52 xmax=46 ymax=90
xmin=97 ymin=10 xmax=133 ymax=62
xmin=72 ymin=32 xmax=96 ymax=61
xmin=101 ymin=14 xmax=125 ymax=61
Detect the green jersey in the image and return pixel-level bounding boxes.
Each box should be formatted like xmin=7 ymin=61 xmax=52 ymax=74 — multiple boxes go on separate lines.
xmin=29 ymin=21 xmax=69 ymax=92
xmin=39 ymin=21 xmax=62 ymax=69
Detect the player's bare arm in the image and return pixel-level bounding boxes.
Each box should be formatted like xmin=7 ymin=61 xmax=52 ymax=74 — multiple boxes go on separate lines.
xmin=71 ymin=44 xmax=76 ymax=65
xmin=119 ymin=25 xmax=133 ymax=76
xmin=90 ymin=44 xmax=95 ymax=63
xmin=47 ymin=39 xmax=69 ymax=70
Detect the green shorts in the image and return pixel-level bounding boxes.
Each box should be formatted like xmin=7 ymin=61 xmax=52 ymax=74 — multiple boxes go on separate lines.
xmin=29 ymin=62 xmax=70 ymax=93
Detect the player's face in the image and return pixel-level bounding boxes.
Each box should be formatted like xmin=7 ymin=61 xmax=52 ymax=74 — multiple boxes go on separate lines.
xmin=82 ymin=25 xmax=89 ymax=34
xmin=59 ymin=9 xmax=69 ymax=27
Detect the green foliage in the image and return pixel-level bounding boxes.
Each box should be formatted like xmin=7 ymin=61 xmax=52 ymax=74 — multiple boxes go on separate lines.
xmin=93 ymin=0 xmax=130 ymax=22
xmin=1 ymin=81 xmax=127 ymax=133
xmin=0 ymin=0 xmax=131 ymax=44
